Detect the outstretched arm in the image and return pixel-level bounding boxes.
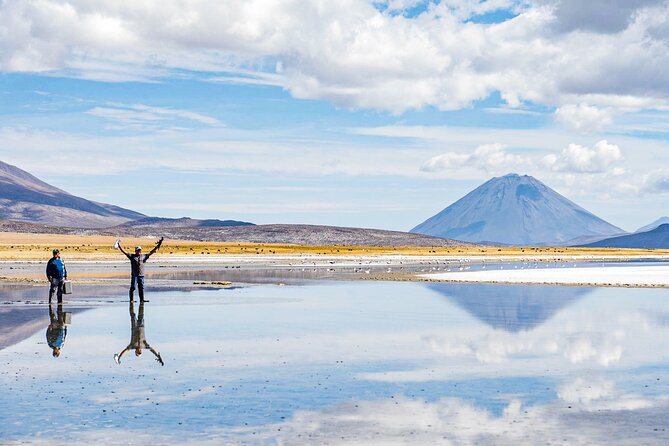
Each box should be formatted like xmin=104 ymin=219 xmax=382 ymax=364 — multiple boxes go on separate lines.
xmin=148 ymin=345 xmax=164 ymax=365
xmin=114 ymin=346 xmax=130 ymax=364
xmin=118 ymin=244 xmax=128 ymax=256
xmin=148 ymin=237 xmax=164 ymax=256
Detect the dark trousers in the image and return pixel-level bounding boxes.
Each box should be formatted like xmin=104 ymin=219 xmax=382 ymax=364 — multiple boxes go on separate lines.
xmin=129 ymin=275 xmax=145 ymax=301
xmin=49 ymin=278 xmax=64 ymax=303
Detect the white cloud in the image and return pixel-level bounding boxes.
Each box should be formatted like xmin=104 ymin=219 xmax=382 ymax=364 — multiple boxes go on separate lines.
xmin=421 ymin=143 xmax=531 ymax=174
xmin=230 ymin=393 xmax=669 ymax=445
xmin=0 ymin=126 xmax=431 ymax=178
xmin=555 ymin=103 xmax=614 ymax=132
xmin=558 ymin=376 xmax=615 ymax=404
xmin=542 ymin=140 xmax=623 ymax=173
xmin=1 ymin=1 xmax=669 ymax=112
xmin=86 ymin=103 xmax=221 ymax=130
xmin=541 ymin=0 xmax=665 ymax=34
xmin=8 ymin=392 xmax=669 ymax=445
xmin=639 ymin=169 xmax=669 ymax=194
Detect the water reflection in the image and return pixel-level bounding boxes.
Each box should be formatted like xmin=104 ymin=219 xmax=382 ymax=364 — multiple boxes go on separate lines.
xmin=46 ymin=303 xmax=69 ymax=358
xmin=114 ymin=301 xmax=164 ymax=366
xmin=428 ymin=282 xmax=592 ymax=332
xmin=1 ymin=282 xmax=669 ymax=444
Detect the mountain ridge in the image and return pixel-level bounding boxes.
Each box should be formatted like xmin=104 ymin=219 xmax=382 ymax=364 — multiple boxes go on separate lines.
xmin=636 ymin=217 xmax=669 ymax=233
xmin=0 ymin=160 xmax=145 ymax=228
xmin=582 ymin=223 xmax=669 ymax=249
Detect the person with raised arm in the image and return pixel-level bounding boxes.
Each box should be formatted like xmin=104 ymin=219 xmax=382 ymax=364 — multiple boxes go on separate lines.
xmin=117 ymin=237 xmax=163 ymax=302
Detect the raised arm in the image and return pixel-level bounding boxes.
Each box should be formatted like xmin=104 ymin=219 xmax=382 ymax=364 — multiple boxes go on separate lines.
xmin=148 ymin=237 xmax=164 ymax=256
xmin=118 ymin=243 xmax=128 ymax=256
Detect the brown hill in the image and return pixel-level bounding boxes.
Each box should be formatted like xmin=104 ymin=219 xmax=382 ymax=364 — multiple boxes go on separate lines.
xmin=0 ymin=219 xmax=470 ymax=247
xmin=0 ymin=160 xmax=145 ymax=228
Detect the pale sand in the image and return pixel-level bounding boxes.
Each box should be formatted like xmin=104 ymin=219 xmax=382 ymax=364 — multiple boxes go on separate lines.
xmin=419 ymin=264 xmax=669 ymax=287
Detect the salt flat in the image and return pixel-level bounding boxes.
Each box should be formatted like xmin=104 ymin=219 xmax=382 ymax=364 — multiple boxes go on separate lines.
xmin=420 ymin=264 xmax=669 ymax=287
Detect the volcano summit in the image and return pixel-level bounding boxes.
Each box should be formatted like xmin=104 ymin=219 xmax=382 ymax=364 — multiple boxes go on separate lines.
xmin=411 ymin=174 xmax=624 ymax=245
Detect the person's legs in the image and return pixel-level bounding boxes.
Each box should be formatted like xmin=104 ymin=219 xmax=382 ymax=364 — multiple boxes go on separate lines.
xmin=56 ymin=279 xmax=64 ymax=304
xmin=137 ymin=276 xmax=145 ymax=302
xmin=48 ymin=278 xmax=58 ymax=303
xmin=129 ymin=276 xmax=137 ymax=301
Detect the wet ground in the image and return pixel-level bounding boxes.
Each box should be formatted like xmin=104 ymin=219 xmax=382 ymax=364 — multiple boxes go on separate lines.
xmin=2 ymin=278 xmax=669 ymax=444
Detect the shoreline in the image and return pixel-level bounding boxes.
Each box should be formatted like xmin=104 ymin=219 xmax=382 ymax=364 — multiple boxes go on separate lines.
xmin=415 ymin=264 xmax=669 ymax=288
xmin=0 ymin=253 xmax=667 ymax=289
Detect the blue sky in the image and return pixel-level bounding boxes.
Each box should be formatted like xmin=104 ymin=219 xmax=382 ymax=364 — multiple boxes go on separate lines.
xmin=1 ymin=0 xmax=668 ymax=232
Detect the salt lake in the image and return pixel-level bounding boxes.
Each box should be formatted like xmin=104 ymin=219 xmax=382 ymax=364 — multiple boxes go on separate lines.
xmin=1 ymin=280 xmax=669 ymax=444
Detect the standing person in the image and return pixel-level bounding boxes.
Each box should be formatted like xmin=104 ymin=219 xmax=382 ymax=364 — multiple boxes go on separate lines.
xmin=46 ymin=303 xmax=67 ymax=358
xmin=114 ymin=300 xmax=164 ymax=366
xmin=117 ymin=237 xmax=163 ymax=302
xmin=46 ymin=249 xmax=67 ymax=303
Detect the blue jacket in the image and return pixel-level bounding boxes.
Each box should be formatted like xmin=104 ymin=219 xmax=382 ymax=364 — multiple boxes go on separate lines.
xmin=46 ymin=257 xmax=67 ymax=280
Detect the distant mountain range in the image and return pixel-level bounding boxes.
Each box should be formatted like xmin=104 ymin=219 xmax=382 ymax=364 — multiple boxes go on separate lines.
xmin=636 ymin=217 xmax=669 ymax=233
xmin=582 ymin=224 xmax=669 ymax=249
xmin=0 ymin=160 xmax=145 ymax=228
xmin=0 ymin=160 xmax=470 ymax=246
xmin=115 ymin=217 xmax=254 ymax=229
xmin=411 ymin=173 xmax=624 ymax=246
xmin=1 ymin=160 xmax=665 ymax=248
xmin=100 ymin=222 xmax=471 ymax=247
xmin=0 ymin=218 xmax=470 ymax=247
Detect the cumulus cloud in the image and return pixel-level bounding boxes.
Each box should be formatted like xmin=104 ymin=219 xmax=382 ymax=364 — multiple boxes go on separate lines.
xmin=639 ymin=169 xmax=669 ymax=194
xmin=421 ymin=143 xmax=531 ymax=174
xmin=423 ymin=323 xmax=625 ymax=367
xmin=542 ymin=140 xmax=623 ymax=173
xmin=558 ymin=377 xmax=615 ymax=404
xmin=421 ymin=139 xmax=625 ymax=178
xmin=541 ymin=0 xmax=666 ymax=34
xmin=1 ymin=1 xmax=669 ymax=112
xmin=555 ymin=103 xmax=614 ymax=132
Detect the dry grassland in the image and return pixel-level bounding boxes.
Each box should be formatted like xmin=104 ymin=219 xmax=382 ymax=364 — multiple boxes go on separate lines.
xmin=0 ymin=231 xmax=667 ymax=261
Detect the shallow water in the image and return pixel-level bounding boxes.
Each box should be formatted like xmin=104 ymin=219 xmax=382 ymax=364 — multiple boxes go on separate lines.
xmin=1 ymin=281 xmax=669 ymax=445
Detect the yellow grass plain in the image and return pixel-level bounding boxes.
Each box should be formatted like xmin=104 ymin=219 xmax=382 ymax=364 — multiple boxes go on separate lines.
xmin=0 ymin=231 xmax=667 ymax=261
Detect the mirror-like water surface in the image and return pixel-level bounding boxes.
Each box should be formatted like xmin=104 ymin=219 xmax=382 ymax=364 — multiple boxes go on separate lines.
xmin=1 ymin=281 xmax=669 ymax=445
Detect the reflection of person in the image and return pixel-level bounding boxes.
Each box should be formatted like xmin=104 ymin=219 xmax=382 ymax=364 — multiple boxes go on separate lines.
xmin=117 ymin=238 xmax=163 ymax=302
xmin=114 ymin=300 xmax=164 ymax=366
xmin=46 ymin=303 xmax=67 ymax=357
xmin=46 ymin=249 xmax=67 ymax=303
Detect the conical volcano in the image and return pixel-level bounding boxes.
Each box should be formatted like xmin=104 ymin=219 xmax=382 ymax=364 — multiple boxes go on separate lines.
xmin=411 ymin=173 xmax=623 ymax=245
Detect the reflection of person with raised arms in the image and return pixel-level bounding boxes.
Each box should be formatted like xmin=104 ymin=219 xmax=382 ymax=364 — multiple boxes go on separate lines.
xmin=46 ymin=303 xmax=67 ymax=358
xmin=116 ymin=237 xmax=163 ymax=302
xmin=114 ymin=300 xmax=164 ymax=366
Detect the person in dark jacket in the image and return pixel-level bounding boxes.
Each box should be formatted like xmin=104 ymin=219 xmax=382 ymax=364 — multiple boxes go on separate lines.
xmin=117 ymin=238 xmax=163 ymax=302
xmin=46 ymin=303 xmax=67 ymax=357
xmin=46 ymin=249 xmax=67 ymax=303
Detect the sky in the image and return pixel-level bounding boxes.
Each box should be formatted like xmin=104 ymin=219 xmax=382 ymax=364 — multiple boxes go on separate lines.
xmin=1 ymin=0 xmax=668 ymax=232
